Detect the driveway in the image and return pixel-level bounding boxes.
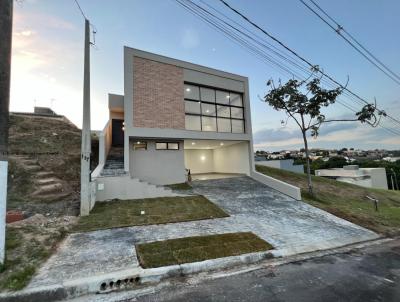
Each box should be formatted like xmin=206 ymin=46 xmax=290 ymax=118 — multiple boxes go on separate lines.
xmin=27 ymin=177 xmax=378 ymax=288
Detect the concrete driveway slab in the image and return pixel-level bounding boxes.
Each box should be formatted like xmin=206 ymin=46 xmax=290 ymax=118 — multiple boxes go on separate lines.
xmin=27 ymin=177 xmax=379 ymax=289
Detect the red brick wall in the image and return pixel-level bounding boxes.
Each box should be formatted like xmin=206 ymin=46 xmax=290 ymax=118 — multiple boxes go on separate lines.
xmin=133 ymin=57 xmax=185 ymax=129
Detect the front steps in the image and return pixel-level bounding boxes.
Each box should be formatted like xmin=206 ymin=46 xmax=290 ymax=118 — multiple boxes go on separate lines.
xmin=101 ymin=147 xmax=126 ymax=177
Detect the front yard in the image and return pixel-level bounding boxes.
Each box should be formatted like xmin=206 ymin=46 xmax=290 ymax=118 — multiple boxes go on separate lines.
xmin=256 ymin=165 xmax=400 ymax=235
xmin=74 ymin=195 xmax=229 ymax=232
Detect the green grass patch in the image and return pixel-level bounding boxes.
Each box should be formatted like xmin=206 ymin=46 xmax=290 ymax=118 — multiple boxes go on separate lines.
xmin=0 ymin=226 xmax=67 ymax=291
xmin=136 ymin=232 xmax=273 ymax=268
xmin=166 ymin=183 xmax=192 ymax=190
xmin=74 ymin=195 xmax=229 ymax=233
xmin=256 ymin=165 xmax=400 ymax=235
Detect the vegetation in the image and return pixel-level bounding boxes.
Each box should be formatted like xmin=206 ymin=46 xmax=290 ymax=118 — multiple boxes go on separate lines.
xmin=0 ymin=225 xmax=68 ymax=291
xmin=136 ymin=232 xmax=273 ymax=268
xmin=74 ymin=196 xmax=229 ymax=232
xmin=263 ymin=77 xmax=384 ymax=195
xmin=166 ymin=182 xmax=193 ymax=190
xmin=256 ymin=165 xmax=400 ymax=236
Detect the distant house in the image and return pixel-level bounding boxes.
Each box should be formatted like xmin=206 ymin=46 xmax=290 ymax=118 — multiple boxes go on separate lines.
xmin=315 ymin=165 xmax=388 ymax=190
xmin=91 ymin=47 xmax=301 ymax=202
xmin=256 ymin=159 xmax=304 ymax=174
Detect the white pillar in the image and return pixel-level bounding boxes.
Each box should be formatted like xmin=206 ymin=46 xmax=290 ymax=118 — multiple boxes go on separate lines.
xmin=0 ymin=161 xmax=7 ymax=262
xmin=80 ymin=19 xmax=91 ymax=216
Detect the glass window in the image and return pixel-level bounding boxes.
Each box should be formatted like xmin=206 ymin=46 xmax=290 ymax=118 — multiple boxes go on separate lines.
xmin=156 ymin=142 xmax=167 ymax=150
xmin=201 ymin=116 xmax=217 ymax=131
xmin=232 ymin=119 xmax=245 ymax=133
xmin=216 ymin=90 xmax=230 ymax=105
xmin=230 ymin=93 xmax=243 ymax=107
xmin=184 ymin=84 xmax=200 ymax=100
xmin=201 ymin=103 xmax=216 ymax=116
xmin=217 ymin=118 xmax=231 ymax=132
xmin=200 ymin=87 xmax=215 ymax=103
xmin=185 ymin=115 xmax=201 ymax=131
xmin=231 ymin=107 xmax=244 ymax=119
xmin=133 ymin=142 xmax=147 ymax=150
xmin=216 ymin=105 xmax=230 ymax=118
xmin=167 ymin=142 xmax=179 ymax=150
xmin=185 ymin=100 xmax=201 ymax=114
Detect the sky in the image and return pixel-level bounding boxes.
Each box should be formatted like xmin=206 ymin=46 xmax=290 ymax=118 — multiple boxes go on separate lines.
xmin=10 ymin=0 xmax=400 ymax=151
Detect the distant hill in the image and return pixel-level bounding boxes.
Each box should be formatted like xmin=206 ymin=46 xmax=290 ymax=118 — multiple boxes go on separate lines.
xmin=7 ymin=113 xmax=84 ymax=216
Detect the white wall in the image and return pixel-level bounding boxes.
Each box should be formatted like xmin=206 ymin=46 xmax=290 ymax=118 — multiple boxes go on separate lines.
xmin=130 ymin=140 xmax=186 ymax=185
xmin=184 ymin=149 xmax=214 ymax=174
xmin=213 ymin=142 xmax=250 ymax=174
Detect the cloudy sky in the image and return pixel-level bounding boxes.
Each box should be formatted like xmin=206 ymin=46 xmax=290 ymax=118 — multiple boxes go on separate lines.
xmin=10 ymin=0 xmax=400 ymax=151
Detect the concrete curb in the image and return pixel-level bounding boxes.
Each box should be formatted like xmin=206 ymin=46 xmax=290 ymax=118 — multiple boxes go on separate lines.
xmin=0 ymin=237 xmax=391 ymax=302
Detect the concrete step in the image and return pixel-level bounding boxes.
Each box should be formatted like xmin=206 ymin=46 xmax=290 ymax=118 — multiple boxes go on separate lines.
xmin=35 ymin=177 xmax=59 ymax=185
xmin=24 ymin=165 xmax=42 ymax=172
xmin=36 ymin=171 xmax=55 ymax=178
xmin=20 ymin=159 xmax=39 ymax=165
xmin=35 ymin=191 xmax=72 ymax=201
xmin=32 ymin=183 xmax=63 ymax=196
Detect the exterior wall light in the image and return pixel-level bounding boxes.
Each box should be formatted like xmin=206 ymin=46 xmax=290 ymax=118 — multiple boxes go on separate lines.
xmin=200 ymin=155 xmax=206 ymax=161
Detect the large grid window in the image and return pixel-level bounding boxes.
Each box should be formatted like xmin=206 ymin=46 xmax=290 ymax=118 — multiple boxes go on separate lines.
xmin=184 ymin=83 xmax=245 ymax=133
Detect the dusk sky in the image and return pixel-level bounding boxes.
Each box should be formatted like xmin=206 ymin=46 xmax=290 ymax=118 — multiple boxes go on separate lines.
xmin=10 ymin=0 xmax=400 ymax=151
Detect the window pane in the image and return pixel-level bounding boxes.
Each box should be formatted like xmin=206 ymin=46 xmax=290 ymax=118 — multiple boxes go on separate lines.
xmin=230 ymin=93 xmax=243 ymax=107
xmin=133 ymin=142 xmax=147 ymax=150
xmin=201 ymin=116 xmax=217 ymax=132
xmin=231 ymin=107 xmax=244 ymax=119
xmin=185 ymin=115 xmax=201 ymax=131
xmin=184 ymin=84 xmax=199 ymax=100
xmin=200 ymin=87 xmax=215 ymax=103
xmin=168 ymin=143 xmax=179 ymax=150
xmin=216 ymin=105 xmax=230 ymax=118
xmin=217 ymin=118 xmax=231 ymax=132
xmin=156 ymin=142 xmax=167 ymax=150
xmin=185 ymin=100 xmax=200 ymax=114
xmin=231 ymin=119 xmax=244 ymax=133
xmin=201 ymin=103 xmax=216 ymax=116
xmin=216 ymin=90 xmax=230 ymax=105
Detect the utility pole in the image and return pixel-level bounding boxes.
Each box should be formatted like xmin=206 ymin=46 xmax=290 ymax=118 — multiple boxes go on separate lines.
xmin=391 ymin=168 xmax=398 ymax=190
xmin=0 ymin=0 xmax=13 ymax=264
xmin=80 ymin=19 xmax=91 ymax=216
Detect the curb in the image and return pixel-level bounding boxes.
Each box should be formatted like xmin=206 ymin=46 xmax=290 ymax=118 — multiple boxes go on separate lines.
xmin=0 ymin=237 xmax=391 ymax=302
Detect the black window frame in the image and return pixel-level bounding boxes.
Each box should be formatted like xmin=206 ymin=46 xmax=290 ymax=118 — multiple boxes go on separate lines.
xmin=156 ymin=142 xmax=180 ymax=150
xmin=184 ymin=82 xmax=245 ymax=133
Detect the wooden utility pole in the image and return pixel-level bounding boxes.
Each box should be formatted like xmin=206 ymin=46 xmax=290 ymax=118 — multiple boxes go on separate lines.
xmin=0 ymin=0 xmax=13 ymax=264
xmin=80 ymin=18 xmax=91 ymax=216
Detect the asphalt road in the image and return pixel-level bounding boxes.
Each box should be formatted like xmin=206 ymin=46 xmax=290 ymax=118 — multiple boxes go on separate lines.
xmin=132 ymin=239 xmax=400 ymax=302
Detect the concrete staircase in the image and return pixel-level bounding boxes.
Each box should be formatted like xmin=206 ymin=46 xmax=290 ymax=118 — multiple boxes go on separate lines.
xmin=95 ymin=147 xmax=178 ymax=201
xmin=101 ymin=147 xmax=126 ymax=177
xmin=12 ymin=156 xmax=73 ymax=201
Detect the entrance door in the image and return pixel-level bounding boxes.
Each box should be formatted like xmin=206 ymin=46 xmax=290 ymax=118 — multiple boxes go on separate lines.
xmin=112 ymin=119 xmax=124 ymax=147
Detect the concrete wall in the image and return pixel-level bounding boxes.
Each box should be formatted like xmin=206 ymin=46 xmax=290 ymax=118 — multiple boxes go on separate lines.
xmin=184 ymin=149 xmax=214 ymax=174
xmin=257 ymin=159 xmax=304 ymax=174
xmin=130 ymin=140 xmax=186 ymax=185
xmin=213 ymin=142 xmax=250 ymax=174
xmin=364 ymin=168 xmax=388 ymax=189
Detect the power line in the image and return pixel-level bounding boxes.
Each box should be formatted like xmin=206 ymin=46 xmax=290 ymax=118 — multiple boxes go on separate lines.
xmin=307 ymin=0 xmax=400 ymax=82
xmin=216 ymin=0 xmax=400 ymax=126
xmin=174 ymin=0 xmax=400 ymax=136
xmin=299 ymin=0 xmax=400 ymax=86
xmin=73 ymin=0 xmax=87 ymax=20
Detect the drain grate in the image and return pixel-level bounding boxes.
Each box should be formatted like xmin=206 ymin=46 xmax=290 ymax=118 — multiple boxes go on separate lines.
xmin=99 ymin=276 xmax=141 ymax=292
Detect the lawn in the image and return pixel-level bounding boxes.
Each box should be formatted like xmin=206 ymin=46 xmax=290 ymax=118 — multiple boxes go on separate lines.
xmin=74 ymin=195 xmax=229 ymax=232
xmin=0 ymin=224 xmax=67 ymax=291
xmin=136 ymin=232 xmax=273 ymax=268
xmin=256 ymin=165 xmax=400 ymax=235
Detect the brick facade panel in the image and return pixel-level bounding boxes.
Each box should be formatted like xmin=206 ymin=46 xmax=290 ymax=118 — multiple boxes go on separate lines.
xmin=133 ymin=57 xmax=185 ymax=129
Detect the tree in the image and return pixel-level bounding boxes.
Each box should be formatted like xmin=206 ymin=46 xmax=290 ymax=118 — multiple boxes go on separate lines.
xmin=263 ymin=77 xmax=384 ymax=196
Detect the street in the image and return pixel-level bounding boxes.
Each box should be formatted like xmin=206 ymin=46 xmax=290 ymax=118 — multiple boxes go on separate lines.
xmin=131 ymin=239 xmax=400 ymax=302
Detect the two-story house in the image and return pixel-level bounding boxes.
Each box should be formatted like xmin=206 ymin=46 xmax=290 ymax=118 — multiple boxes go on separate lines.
xmin=91 ymin=47 xmax=300 ymax=203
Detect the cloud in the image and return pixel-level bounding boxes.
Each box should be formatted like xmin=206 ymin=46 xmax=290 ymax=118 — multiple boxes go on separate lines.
xmin=180 ymin=28 xmax=200 ymax=49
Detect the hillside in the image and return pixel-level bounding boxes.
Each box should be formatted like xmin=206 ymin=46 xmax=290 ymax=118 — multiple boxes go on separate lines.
xmin=256 ymin=165 xmax=400 ymax=236
xmin=7 ymin=114 xmax=83 ymax=216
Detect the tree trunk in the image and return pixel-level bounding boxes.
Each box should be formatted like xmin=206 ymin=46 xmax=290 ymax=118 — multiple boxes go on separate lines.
xmin=302 ymin=130 xmax=313 ymax=196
